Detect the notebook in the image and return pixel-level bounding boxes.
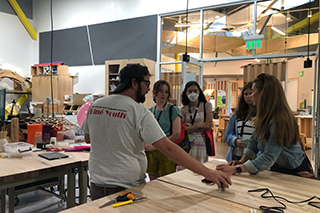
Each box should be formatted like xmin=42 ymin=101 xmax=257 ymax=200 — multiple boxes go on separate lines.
xmin=38 ymin=152 xmax=69 ymax=160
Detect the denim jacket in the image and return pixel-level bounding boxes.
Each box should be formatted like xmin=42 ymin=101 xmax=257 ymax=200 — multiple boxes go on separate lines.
xmin=243 ymin=122 xmax=305 ymax=174
xmin=224 ymin=113 xmax=239 ymax=162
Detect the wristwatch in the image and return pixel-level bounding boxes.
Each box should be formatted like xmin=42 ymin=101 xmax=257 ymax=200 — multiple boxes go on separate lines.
xmin=236 ymin=165 xmax=242 ymax=173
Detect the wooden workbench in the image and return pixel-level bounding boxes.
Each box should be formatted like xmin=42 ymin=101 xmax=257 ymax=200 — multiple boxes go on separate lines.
xmin=159 ymin=159 xmax=320 ymax=213
xmin=0 ymin=151 xmax=89 ymax=213
xmin=61 ymin=180 xmax=255 ymax=213
xmin=61 ymin=159 xmax=320 ymax=212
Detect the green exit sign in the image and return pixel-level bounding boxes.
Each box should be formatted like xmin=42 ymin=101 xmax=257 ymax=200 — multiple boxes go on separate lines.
xmin=246 ymin=40 xmax=262 ymax=49
xmin=299 ymin=71 xmax=304 ymax=77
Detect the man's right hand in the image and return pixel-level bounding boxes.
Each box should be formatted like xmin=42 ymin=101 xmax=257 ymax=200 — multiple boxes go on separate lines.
xmin=203 ymin=169 xmax=232 ymax=189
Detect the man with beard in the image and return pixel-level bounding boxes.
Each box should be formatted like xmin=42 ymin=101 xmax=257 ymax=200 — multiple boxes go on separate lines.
xmin=82 ymin=64 xmax=231 ymax=200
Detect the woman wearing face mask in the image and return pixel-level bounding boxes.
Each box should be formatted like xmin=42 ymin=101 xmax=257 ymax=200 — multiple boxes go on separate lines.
xmin=225 ymin=81 xmax=256 ymax=162
xmin=217 ymin=74 xmax=314 ymax=178
xmin=145 ymin=80 xmax=181 ymax=180
xmin=180 ymin=81 xmax=213 ymax=167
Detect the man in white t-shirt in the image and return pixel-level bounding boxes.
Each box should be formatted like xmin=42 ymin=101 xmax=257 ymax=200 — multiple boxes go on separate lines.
xmin=82 ymin=64 xmax=231 ymax=200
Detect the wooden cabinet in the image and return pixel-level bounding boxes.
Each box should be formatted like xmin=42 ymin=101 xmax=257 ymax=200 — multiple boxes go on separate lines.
xmin=30 ymin=65 xmax=68 ymax=76
xmin=295 ymin=115 xmax=313 ymax=138
xmin=105 ymin=58 xmax=155 ymax=109
xmin=32 ymin=75 xmax=72 ymax=113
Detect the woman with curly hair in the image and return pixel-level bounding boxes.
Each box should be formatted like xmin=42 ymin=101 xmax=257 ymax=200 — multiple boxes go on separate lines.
xmin=180 ymin=81 xmax=213 ymax=167
xmin=225 ymin=81 xmax=256 ymax=162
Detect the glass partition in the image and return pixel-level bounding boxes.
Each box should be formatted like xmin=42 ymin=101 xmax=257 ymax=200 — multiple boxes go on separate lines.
xmin=202 ymin=2 xmax=255 ymax=59
xmin=160 ymin=62 xmax=200 ymax=106
xmin=256 ymin=0 xmax=318 ymax=55
xmin=161 ymin=11 xmax=200 ymax=63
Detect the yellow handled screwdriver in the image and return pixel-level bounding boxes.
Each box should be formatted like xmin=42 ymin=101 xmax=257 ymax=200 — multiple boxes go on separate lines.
xmin=112 ymin=197 xmax=147 ymax=207
xmin=99 ymin=191 xmax=135 ymax=208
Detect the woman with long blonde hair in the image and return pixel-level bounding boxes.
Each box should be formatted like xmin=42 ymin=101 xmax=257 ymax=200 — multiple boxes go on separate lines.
xmin=217 ymin=74 xmax=312 ymax=177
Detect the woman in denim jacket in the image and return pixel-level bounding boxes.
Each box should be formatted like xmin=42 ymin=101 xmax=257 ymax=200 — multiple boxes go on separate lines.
xmin=225 ymin=82 xmax=256 ymax=162
xmin=217 ymin=74 xmax=311 ymax=176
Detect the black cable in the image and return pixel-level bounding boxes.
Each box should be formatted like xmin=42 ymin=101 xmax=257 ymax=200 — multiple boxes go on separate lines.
xmin=307 ymin=0 xmax=311 ymax=59
xmin=185 ymin=0 xmax=189 ymax=55
xmin=248 ymin=188 xmax=320 ymax=212
xmin=50 ymin=0 xmax=55 ymax=117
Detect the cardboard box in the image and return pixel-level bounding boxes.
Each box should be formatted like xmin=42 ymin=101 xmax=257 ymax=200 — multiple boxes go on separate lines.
xmin=31 ymin=102 xmax=43 ymax=113
xmin=43 ymin=104 xmax=58 ymax=114
xmin=73 ymin=94 xmax=90 ymax=105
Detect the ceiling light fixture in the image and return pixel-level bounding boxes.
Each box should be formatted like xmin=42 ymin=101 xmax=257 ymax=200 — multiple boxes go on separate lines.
xmin=255 ymin=58 xmax=260 ymax=62
xmin=271 ymin=26 xmax=286 ymax=35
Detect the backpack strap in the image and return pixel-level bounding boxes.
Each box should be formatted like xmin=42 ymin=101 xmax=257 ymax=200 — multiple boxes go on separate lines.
xmin=169 ymin=104 xmax=173 ymax=135
xmin=203 ymin=101 xmax=207 ymax=122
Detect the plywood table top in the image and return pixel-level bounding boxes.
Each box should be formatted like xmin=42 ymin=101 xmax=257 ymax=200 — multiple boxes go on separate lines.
xmin=0 ymin=151 xmax=89 ymax=184
xmin=61 ymin=180 xmax=257 ymax=213
xmin=158 ymin=159 xmax=320 ymax=213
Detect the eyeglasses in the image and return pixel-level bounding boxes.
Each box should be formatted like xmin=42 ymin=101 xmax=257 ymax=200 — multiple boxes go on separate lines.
xmin=141 ymin=80 xmax=150 ymax=88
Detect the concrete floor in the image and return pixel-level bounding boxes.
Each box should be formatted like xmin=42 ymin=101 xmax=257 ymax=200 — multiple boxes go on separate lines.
xmin=4 ymin=136 xmax=313 ymax=212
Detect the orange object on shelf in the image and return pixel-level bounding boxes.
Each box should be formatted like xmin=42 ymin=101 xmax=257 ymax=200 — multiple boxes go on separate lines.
xmin=27 ymin=124 xmax=43 ymax=145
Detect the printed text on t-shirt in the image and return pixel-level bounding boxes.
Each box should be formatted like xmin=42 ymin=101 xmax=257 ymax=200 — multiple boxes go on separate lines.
xmin=89 ymin=108 xmax=126 ymax=119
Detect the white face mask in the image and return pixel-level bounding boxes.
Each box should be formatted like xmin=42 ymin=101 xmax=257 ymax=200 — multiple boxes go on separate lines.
xmin=188 ymin=92 xmax=199 ymax=102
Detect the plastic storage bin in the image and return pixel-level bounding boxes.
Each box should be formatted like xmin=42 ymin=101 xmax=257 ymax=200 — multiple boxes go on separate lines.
xmin=4 ymin=142 xmax=33 ymax=157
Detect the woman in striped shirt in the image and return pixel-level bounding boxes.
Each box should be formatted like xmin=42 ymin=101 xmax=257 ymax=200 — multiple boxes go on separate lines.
xmin=225 ymin=81 xmax=256 ymax=162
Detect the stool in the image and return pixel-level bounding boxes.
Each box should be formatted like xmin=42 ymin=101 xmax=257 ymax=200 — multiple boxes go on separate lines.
xmin=212 ymin=121 xmax=217 ymax=135
xmin=299 ymin=133 xmax=307 ymax=151
xmin=217 ymin=128 xmax=225 ymax=142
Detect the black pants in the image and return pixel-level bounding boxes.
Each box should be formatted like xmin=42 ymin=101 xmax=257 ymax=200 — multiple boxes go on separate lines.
xmin=90 ymin=182 xmax=125 ymax=201
xmin=232 ymin=155 xmax=242 ymax=161
xmin=270 ymin=156 xmax=312 ymax=176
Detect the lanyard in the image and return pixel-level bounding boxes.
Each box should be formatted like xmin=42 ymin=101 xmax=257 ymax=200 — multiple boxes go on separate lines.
xmin=153 ymin=101 xmax=167 ymax=121
xmin=189 ymin=101 xmax=200 ymax=126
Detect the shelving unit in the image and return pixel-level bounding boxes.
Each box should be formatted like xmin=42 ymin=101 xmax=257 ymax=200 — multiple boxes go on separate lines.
xmin=6 ymin=90 xmax=32 ymax=94
xmin=30 ymin=65 xmax=68 ymax=76
xmin=108 ymin=64 xmax=120 ymax=94
xmin=31 ymin=65 xmax=72 ymax=113
xmin=105 ymin=58 xmax=155 ymax=109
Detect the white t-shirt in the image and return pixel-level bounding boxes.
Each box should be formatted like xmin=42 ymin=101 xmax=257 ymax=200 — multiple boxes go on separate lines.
xmin=81 ymin=94 xmax=166 ymax=188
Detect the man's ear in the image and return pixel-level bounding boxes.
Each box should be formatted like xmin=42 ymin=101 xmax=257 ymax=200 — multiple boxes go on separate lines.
xmin=131 ymin=78 xmax=138 ymax=90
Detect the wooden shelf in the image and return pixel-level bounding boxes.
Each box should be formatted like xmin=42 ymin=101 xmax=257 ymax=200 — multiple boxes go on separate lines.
xmin=32 ymin=74 xmax=72 ymax=113
xmin=105 ymin=58 xmax=155 ymax=109
xmin=6 ymin=90 xmax=32 ymax=94
xmin=30 ymin=65 xmax=68 ymax=76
